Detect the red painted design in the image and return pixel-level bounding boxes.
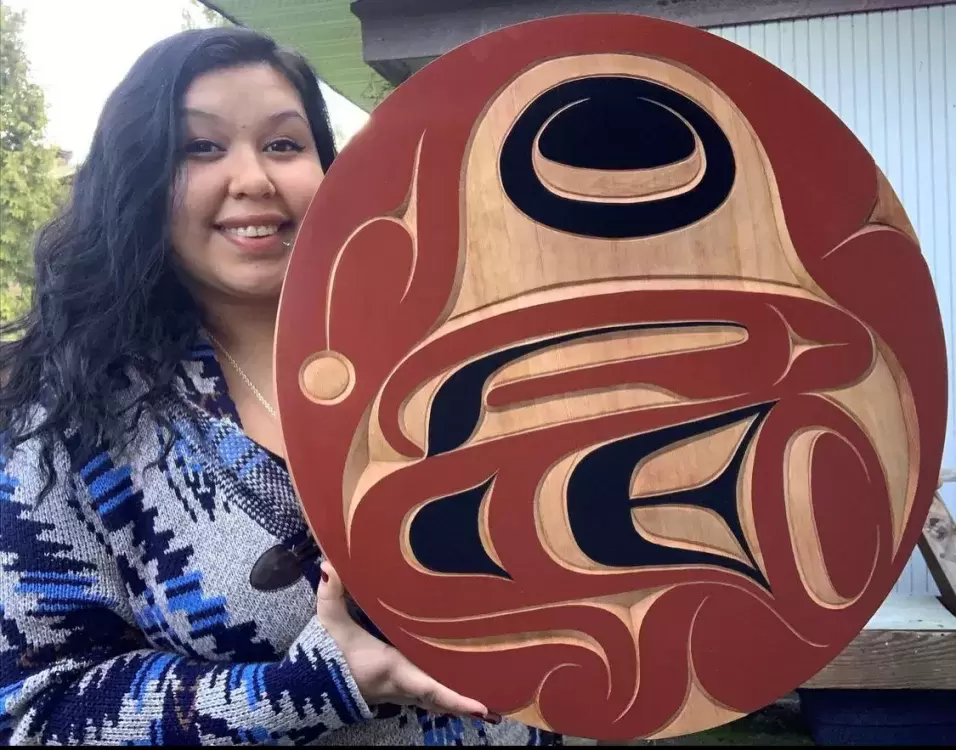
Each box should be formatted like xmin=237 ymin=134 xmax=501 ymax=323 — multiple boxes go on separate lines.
xmin=276 ymin=13 xmax=947 ymax=740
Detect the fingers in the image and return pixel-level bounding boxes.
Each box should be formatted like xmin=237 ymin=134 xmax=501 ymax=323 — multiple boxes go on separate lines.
xmin=315 ymin=560 xmax=355 ymax=633
xmin=421 ymin=683 xmax=495 ymax=722
xmin=314 ymin=561 xmax=502 ymax=725
xmin=394 ymin=653 xmax=501 ymax=724
xmin=317 ymin=560 xmax=345 ymax=601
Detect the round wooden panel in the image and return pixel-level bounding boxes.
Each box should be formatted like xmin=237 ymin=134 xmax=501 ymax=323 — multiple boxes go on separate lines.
xmin=275 ymin=13 xmax=947 ymax=741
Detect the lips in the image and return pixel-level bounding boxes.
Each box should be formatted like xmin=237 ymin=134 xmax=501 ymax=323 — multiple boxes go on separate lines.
xmin=221 ymin=224 xmax=285 ymax=238
xmin=215 ymin=218 xmax=294 ymax=253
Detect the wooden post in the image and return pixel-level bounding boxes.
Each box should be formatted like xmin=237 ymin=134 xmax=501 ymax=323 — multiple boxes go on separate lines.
xmin=919 ymin=473 xmax=956 ymax=616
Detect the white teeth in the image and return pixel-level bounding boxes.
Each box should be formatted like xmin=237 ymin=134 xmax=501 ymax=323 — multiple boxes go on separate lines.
xmin=223 ymin=225 xmax=281 ymax=238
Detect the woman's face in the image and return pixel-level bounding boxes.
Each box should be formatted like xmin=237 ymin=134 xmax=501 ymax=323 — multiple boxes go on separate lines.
xmin=170 ymin=63 xmax=326 ymax=306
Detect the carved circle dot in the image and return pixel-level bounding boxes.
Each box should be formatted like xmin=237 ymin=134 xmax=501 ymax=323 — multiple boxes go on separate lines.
xmin=299 ymin=351 xmax=354 ymax=405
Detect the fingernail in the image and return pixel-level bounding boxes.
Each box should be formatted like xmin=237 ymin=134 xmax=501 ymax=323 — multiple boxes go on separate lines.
xmin=320 ymin=570 xmax=329 ymax=583
xmin=472 ymin=711 xmax=501 ymax=724
xmin=469 ymin=711 xmax=502 ymax=724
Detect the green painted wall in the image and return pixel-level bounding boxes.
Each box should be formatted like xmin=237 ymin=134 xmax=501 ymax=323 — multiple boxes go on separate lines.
xmin=210 ymin=0 xmax=388 ymax=112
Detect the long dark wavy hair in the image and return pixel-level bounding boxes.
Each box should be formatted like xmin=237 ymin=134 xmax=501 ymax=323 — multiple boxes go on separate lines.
xmin=0 ymin=26 xmax=338 ymax=483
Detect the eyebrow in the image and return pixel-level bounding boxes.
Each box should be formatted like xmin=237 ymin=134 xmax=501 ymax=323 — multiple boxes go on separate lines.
xmin=183 ymin=108 xmax=309 ymax=127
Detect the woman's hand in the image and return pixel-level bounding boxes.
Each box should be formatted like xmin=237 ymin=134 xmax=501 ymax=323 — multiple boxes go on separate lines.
xmin=315 ymin=560 xmax=502 ymax=724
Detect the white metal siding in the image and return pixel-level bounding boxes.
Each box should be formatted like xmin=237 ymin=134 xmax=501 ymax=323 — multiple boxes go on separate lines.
xmin=708 ymin=5 xmax=956 ymax=596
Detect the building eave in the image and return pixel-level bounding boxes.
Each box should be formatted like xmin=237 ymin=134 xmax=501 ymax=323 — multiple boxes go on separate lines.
xmin=351 ymin=0 xmax=952 ymax=85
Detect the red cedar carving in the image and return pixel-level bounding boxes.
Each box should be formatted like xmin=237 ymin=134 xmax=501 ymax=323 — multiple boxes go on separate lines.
xmin=275 ymin=13 xmax=947 ymax=741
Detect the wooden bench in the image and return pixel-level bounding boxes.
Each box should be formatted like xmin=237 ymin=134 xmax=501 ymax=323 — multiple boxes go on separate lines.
xmin=803 ymin=593 xmax=956 ymax=690
xmin=804 ymin=492 xmax=956 ymax=690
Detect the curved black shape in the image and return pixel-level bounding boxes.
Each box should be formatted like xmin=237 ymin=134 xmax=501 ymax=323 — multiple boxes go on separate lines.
xmin=537 ymin=94 xmax=696 ymax=170
xmin=407 ymin=476 xmax=509 ymax=578
xmin=567 ymin=402 xmax=773 ymax=589
xmin=426 ymin=321 xmax=740 ymax=457
xmin=500 ymin=76 xmax=735 ymax=238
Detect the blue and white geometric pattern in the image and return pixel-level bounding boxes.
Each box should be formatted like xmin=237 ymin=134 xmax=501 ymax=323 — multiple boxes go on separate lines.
xmin=0 ymin=331 xmax=564 ymax=746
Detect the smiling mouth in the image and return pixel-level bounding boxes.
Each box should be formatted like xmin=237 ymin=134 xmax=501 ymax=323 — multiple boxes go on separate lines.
xmin=216 ymin=222 xmax=294 ymax=238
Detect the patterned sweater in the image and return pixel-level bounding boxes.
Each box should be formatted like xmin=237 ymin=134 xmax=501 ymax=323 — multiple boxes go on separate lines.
xmin=0 ymin=335 xmax=563 ymax=746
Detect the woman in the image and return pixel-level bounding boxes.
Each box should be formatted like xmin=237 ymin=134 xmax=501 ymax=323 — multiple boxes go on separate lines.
xmin=0 ymin=27 xmax=563 ymax=746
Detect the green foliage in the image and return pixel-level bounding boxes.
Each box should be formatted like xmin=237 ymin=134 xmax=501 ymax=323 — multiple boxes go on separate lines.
xmin=0 ymin=1 xmax=66 ymax=325
xmin=181 ymin=0 xmax=230 ymax=31
xmin=362 ymin=74 xmax=396 ymax=108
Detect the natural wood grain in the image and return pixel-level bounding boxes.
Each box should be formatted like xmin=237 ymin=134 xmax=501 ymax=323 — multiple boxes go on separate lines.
xmin=536 ymin=447 xmax=613 ymax=573
xmin=299 ymin=351 xmax=354 ymax=404
xmin=492 ymin=327 xmax=746 ymax=390
xmin=802 ymin=629 xmax=956 ymax=690
xmin=629 ymin=419 xmax=756 ymax=566
xmin=631 ymin=505 xmax=753 ymax=567
xmin=396 ymin=323 xmax=744 ymax=452
xmin=630 ymin=419 xmax=751 ymax=499
xmin=531 ymin=108 xmax=705 ymax=203
xmin=918 ymin=494 xmax=956 ymax=616
xmin=454 ymin=54 xmax=806 ymax=320
xmin=648 ymin=667 xmax=747 ymax=740
xmin=821 ymin=351 xmax=914 ymax=553
xmin=275 ymin=13 xmax=948 ymax=742
xmin=805 ymin=595 xmax=956 ymax=689
xmin=865 ymin=593 xmax=954 ymax=630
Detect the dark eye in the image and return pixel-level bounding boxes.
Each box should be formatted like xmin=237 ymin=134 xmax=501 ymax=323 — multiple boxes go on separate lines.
xmin=265 ymin=138 xmax=305 ymax=154
xmin=183 ymin=139 xmax=223 ymax=157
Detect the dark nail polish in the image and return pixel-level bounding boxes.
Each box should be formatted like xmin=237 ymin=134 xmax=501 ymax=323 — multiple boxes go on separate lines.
xmin=320 ymin=570 xmax=329 ymax=583
xmin=469 ymin=712 xmax=485 ymax=720
xmin=486 ymin=712 xmax=502 ymax=725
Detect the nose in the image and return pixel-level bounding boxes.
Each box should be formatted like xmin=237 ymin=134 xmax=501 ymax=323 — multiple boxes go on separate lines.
xmin=227 ymin=145 xmax=275 ymax=199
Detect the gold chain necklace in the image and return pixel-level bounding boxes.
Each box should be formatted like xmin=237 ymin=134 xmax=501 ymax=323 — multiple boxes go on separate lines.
xmin=206 ymin=332 xmax=278 ymax=420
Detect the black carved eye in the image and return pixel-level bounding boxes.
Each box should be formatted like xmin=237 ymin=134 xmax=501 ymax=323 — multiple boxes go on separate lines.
xmin=536 ymin=95 xmax=697 ymax=171
xmin=500 ymin=76 xmax=735 ymax=239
